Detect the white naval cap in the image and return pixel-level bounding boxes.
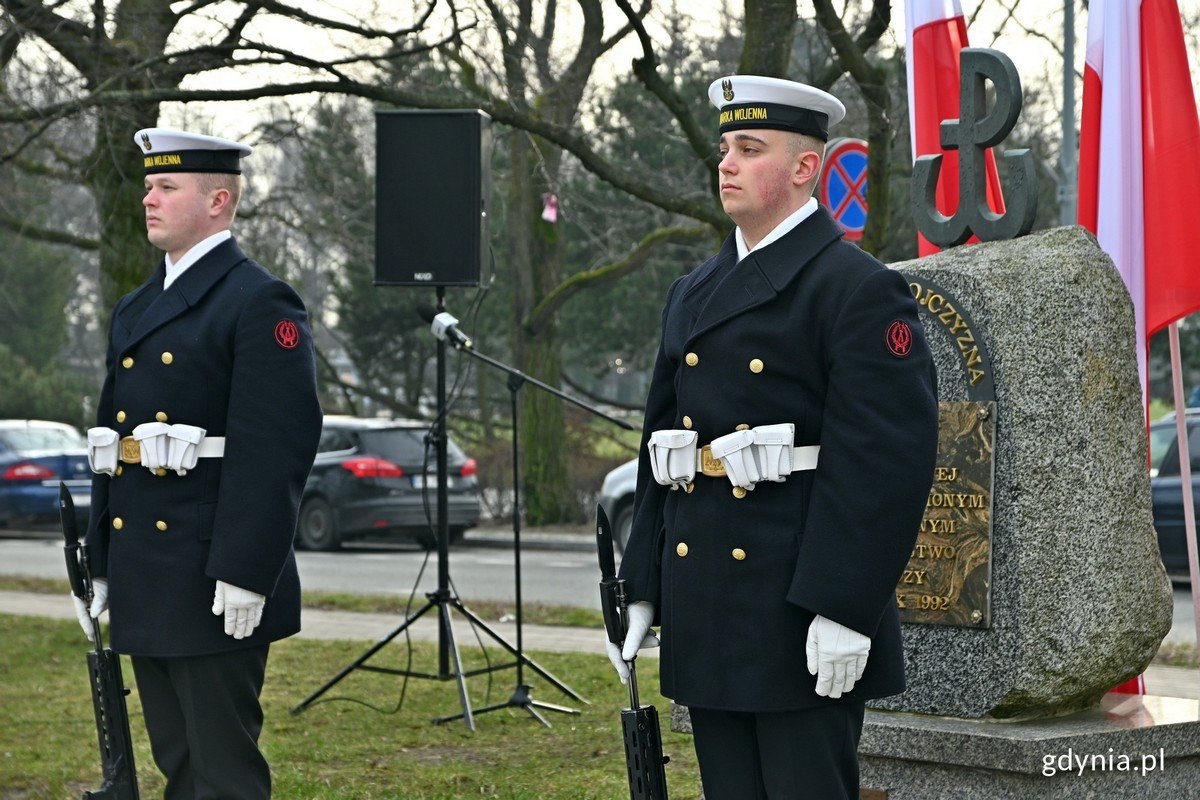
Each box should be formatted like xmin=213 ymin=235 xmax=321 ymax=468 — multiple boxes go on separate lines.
xmin=134 ymin=128 xmax=252 ymax=175
xmin=708 ymin=75 xmax=846 ymax=141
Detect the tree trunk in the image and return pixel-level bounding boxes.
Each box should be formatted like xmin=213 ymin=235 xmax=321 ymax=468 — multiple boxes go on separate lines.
xmin=738 ymin=0 xmax=798 ymax=76
xmin=85 ymin=105 xmax=160 ymax=312
xmin=858 ymin=74 xmax=891 ymax=257
xmin=508 ymin=132 xmax=575 ymax=524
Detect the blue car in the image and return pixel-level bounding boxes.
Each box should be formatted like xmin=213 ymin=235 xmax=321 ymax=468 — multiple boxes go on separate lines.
xmin=0 ymin=420 xmax=92 ymax=528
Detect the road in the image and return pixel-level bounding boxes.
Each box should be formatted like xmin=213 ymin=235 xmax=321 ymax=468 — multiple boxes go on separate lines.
xmin=0 ymin=529 xmax=604 ymax=610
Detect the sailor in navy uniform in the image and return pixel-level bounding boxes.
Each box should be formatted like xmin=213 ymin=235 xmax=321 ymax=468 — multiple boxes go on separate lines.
xmin=608 ymin=77 xmax=939 ymax=798
xmin=72 ymin=128 xmax=321 ymax=799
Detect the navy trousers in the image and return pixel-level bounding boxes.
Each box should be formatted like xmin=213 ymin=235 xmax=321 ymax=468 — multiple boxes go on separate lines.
xmin=131 ymin=645 xmax=271 ymax=800
xmin=688 ymin=701 xmax=867 ymax=800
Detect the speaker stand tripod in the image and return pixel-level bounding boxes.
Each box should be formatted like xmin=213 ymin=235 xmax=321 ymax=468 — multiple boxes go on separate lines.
xmin=291 ymin=289 xmax=595 ymax=729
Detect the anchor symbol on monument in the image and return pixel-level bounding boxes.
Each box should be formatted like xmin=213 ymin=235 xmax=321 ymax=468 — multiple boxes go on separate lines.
xmin=911 ymin=48 xmax=1038 ymax=248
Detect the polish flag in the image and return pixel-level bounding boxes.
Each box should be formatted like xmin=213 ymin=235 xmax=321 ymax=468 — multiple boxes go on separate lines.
xmin=906 ymin=0 xmax=1007 ymax=256
xmin=1078 ymin=0 xmax=1200 ymax=395
xmin=1078 ymin=0 xmax=1200 ymax=698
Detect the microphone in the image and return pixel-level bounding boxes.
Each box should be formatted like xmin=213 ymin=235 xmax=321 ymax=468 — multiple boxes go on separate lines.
xmin=417 ymin=303 xmax=473 ymax=349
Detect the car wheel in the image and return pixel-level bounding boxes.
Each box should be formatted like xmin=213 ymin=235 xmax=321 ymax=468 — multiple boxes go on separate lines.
xmin=614 ymin=502 xmax=634 ymax=554
xmin=297 ymin=497 xmax=341 ymax=551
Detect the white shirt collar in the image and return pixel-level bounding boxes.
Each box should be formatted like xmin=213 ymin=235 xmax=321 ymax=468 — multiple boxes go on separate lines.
xmin=735 ymin=197 xmax=819 ymax=262
xmin=164 ymin=230 xmax=232 ymax=289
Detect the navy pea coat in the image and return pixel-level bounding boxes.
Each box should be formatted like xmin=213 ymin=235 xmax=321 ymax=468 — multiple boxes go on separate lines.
xmin=86 ymin=237 xmax=321 ymax=657
xmin=618 ymin=207 xmax=938 ymax=711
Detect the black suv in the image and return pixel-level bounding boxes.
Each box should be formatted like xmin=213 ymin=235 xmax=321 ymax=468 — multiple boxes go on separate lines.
xmin=297 ymin=416 xmax=481 ymax=551
xmin=1150 ymin=412 xmax=1200 ymax=577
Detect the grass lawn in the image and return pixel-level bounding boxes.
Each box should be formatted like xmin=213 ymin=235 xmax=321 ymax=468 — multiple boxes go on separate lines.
xmin=0 ymin=575 xmax=606 ymax=630
xmin=0 ymin=615 xmax=697 ymax=799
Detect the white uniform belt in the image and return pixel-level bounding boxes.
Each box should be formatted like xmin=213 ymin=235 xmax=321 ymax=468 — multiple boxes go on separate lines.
xmin=696 ymin=443 xmax=819 ymax=478
xmin=119 ymin=435 xmax=225 ymax=464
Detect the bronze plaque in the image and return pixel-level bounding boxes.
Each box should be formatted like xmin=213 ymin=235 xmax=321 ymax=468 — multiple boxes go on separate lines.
xmin=897 ymin=401 xmax=995 ymax=628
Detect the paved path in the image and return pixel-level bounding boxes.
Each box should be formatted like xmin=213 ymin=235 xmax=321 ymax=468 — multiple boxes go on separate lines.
xmin=8 ymin=590 xmax=1199 ymax=701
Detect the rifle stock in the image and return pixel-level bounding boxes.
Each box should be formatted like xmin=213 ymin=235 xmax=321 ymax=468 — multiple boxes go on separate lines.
xmin=596 ymin=505 xmax=669 ymax=799
xmin=60 ymin=483 xmax=141 ymax=800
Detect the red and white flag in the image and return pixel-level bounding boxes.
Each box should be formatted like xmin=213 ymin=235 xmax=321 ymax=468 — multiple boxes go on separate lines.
xmin=1079 ymin=0 xmax=1200 ymax=698
xmin=1078 ymin=0 xmax=1200 ymax=395
xmin=905 ymin=0 xmax=1007 ymax=256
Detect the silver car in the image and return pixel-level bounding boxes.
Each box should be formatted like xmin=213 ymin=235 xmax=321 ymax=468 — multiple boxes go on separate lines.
xmin=597 ymin=458 xmax=638 ymax=552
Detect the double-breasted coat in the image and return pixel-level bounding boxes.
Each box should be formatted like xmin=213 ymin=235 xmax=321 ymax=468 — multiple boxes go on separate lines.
xmin=86 ymin=238 xmax=322 ymax=657
xmin=618 ymin=207 xmax=939 ymax=711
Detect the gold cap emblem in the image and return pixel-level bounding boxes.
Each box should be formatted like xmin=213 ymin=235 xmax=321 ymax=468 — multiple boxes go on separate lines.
xmin=722 ymin=79 xmax=734 ymax=102
xmin=141 ymin=132 xmax=152 ymax=151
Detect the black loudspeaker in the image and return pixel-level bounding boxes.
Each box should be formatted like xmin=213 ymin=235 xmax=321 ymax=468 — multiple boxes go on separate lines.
xmin=375 ymin=109 xmax=492 ymax=287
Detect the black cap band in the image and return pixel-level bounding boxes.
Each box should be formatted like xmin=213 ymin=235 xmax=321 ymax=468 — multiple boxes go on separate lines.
xmin=718 ymin=102 xmax=830 ymax=141
xmin=143 ymin=149 xmax=242 ymax=175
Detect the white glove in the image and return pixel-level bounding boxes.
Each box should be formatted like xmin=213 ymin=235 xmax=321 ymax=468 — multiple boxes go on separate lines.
xmin=806 ymin=614 xmax=871 ymax=698
xmin=605 ymin=600 xmax=659 ymax=685
xmin=71 ymin=578 xmax=108 ymax=641
xmin=212 ymin=580 xmax=266 ymax=640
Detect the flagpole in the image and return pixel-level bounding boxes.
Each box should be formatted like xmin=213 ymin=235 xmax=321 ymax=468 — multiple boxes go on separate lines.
xmin=1059 ymin=0 xmax=1077 ymax=226
xmin=1168 ymin=322 xmax=1200 ymax=664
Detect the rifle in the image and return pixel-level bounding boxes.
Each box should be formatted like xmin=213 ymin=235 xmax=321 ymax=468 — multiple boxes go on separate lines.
xmin=60 ymin=483 xmax=140 ymax=800
xmin=597 ymin=505 xmax=669 ymax=800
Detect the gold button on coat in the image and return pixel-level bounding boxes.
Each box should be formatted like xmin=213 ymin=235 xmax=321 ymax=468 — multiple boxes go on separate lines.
xmin=155 ymin=411 xmax=168 ymax=423
xmin=121 ymin=357 xmax=134 ymax=369
xmin=685 ymin=352 xmax=699 ymax=367
xmin=161 ymin=352 xmax=174 ymax=365
xmin=732 ymin=486 xmax=748 ymax=499
xmin=732 ymin=548 xmax=746 ymax=561
xmin=116 ymin=411 xmax=126 ymax=423
xmin=735 ymin=424 xmax=750 ymax=431
xmin=676 ymin=542 xmax=689 ymax=557
xmin=115 ymin=465 xmax=123 ymax=477
xmin=749 ymin=358 xmax=764 ymax=374
xmin=682 ymin=416 xmax=693 ymax=429
xmin=684 ymin=482 xmax=695 ymax=494
xmin=112 ymin=517 xmax=124 ymax=530
xmin=156 ymin=520 xmax=168 ymax=531
xmin=155 ymin=468 xmax=168 ymax=477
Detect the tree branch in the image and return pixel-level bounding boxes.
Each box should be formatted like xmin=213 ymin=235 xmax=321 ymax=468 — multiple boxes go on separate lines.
xmin=7 ymin=79 xmax=726 ymax=228
xmin=525 ymin=224 xmax=712 ymax=335
xmin=812 ymin=0 xmax=891 ymax=90
xmin=561 ymin=369 xmax=646 ymax=414
xmin=0 ymin=211 xmax=97 ymax=249
xmin=614 ymin=0 xmax=717 ymax=173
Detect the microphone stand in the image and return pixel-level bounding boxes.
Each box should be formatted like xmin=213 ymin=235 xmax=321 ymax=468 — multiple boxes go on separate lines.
xmin=433 ymin=323 xmax=635 ymax=728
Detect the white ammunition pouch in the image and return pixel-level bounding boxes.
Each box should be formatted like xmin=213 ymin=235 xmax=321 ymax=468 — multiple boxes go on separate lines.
xmin=750 ymin=423 xmax=795 ymax=483
xmin=708 ymin=428 xmax=762 ymax=490
xmin=132 ymin=422 xmax=172 ymax=472
xmin=165 ymin=424 xmax=207 ymax=476
xmin=647 ymin=429 xmax=698 ymax=489
xmin=87 ymin=427 xmax=120 ymax=476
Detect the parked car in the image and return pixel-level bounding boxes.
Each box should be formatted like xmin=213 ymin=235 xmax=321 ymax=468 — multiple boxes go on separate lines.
xmin=598 ymin=458 xmax=639 ymax=553
xmin=0 ymin=420 xmax=92 ymax=529
xmin=1150 ymin=415 xmax=1200 ymax=577
xmin=297 ymin=415 xmax=481 ymax=551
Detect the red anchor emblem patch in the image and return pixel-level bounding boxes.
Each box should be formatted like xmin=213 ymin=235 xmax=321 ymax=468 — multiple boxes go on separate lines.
xmin=886 ymin=320 xmax=913 ymax=358
xmin=275 ymin=320 xmax=300 ymax=350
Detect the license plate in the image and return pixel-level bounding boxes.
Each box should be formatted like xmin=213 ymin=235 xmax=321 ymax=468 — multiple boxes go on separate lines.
xmin=412 ymin=474 xmax=451 ymax=489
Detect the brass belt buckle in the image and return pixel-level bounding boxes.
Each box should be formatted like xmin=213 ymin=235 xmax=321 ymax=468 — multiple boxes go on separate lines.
xmin=699 ymin=444 xmax=726 ymax=478
xmin=119 ymin=435 xmax=141 ymax=465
